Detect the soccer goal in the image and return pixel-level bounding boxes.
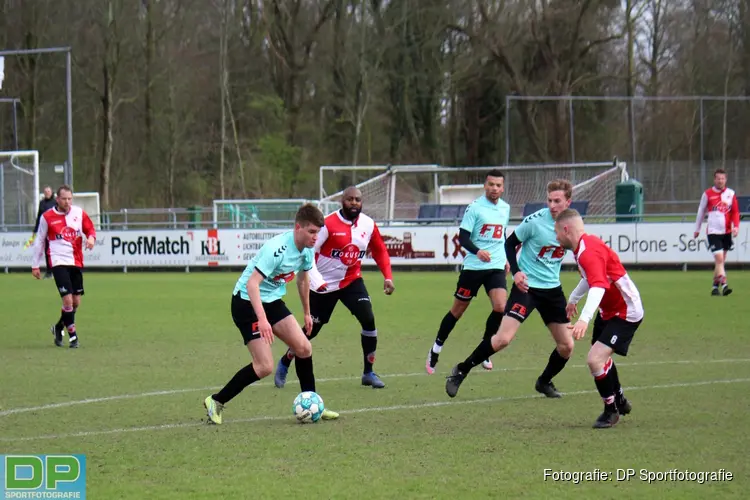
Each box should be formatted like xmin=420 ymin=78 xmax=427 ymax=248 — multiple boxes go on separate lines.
xmin=0 ymin=150 xmax=39 ymax=230
xmin=319 ymin=160 xmax=629 ymax=222
xmin=212 ymin=199 xmax=312 ymax=228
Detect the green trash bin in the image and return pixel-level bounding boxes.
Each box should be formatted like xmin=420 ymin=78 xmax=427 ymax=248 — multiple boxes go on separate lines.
xmin=615 ymin=179 xmax=644 ymax=222
xmin=188 ymin=205 xmax=202 ymax=228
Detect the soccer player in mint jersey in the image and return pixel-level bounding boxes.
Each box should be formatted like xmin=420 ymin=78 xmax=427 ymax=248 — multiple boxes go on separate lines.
xmin=274 ymin=186 xmax=394 ymax=390
xmin=203 ymin=204 xmax=339 ymax=424
xmin=427 ymin=169 xmax=511 ymax=374
xmin=446 ymin=180 xmax=575 ymax=399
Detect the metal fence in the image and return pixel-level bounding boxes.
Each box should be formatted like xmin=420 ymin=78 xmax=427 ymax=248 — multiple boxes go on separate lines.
xmin=505 ymin=95 xmax=750 ymax=202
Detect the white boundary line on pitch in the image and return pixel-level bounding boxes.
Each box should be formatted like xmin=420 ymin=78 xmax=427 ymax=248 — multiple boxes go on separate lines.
xmin=2 ymin=357 xmax=750 ymax=418
xmin=3 ymin=377 xmax=750 ymax=442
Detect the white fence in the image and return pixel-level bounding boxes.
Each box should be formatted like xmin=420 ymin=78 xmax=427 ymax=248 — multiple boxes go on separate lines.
xmin=2 ymin=222 xmax=748 ymax=270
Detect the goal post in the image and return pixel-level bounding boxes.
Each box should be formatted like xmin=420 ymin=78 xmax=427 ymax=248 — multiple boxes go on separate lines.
xmin=213 ymin=199 xmax=311 ymax=228
xmin=319 ymin=160 xmax=629 ymax=222
xmin=0 ymin=150 xmax=39 ymax=230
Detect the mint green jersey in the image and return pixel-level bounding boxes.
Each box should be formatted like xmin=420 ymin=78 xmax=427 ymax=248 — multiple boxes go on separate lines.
xmin=460 ymin=195 xmax=511 ymax=271
xmin=513 ymin=208 xmax=566 ymax=289
xmin=233 ymin=231 xmax=314 ymax=302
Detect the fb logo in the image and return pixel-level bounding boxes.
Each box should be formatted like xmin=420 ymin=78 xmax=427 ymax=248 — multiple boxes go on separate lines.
xmin=537 ymin=245 xmax=565 ymax=259
xmin=479 ymin=224 xmax=504 ymax=238
xmin=510 ymin=303 xmax=527 ymax=318
xmin=456 ymin=287 xmax=472 ymax=299
xmin=2 ymin=455 xmax=86 ymax=498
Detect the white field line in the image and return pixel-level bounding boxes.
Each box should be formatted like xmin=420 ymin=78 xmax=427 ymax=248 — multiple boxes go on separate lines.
xmin=2 ymin=377 xmax=750 ymax=443
xmin=1 ymin=357 xmax=749 ymax=418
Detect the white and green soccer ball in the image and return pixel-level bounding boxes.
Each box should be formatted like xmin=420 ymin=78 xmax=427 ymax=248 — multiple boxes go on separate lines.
xmin=293 ymin=391 xmax=325 ymax=423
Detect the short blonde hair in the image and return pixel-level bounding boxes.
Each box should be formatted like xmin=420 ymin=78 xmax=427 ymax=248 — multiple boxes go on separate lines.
xmin=555 ymin=208 xmax=581 ymax=223
xmin=547 ymin=179 xmax=573 ymax=200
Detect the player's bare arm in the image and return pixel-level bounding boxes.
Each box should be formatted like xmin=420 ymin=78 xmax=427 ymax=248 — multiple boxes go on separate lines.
xmin=297 ymin=270 xmax=313 ymax=334
xmin=247 ymin=270 xmax=273 ymax=344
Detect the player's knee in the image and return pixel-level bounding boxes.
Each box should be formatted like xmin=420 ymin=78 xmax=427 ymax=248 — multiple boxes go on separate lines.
xmin=295 ymin=338 xmax=313 ymax=359
xmin=491 ymin=331 xmax=513 ymax=351
xmin=556 ymin=340 xmax=574 ymax=359
xmin=358 ymin=311 xmax=376 ymax=332
xmin=61 ymin=295 xmax=73 ymax=308
xmin=586 ymin=351 xmax=606 ymax=374
xmin=254 ymin=360 xmax=274 ymax=379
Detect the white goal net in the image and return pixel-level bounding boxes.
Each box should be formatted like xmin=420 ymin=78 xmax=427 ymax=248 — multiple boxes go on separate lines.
xmin=319 ymin=161 xmax=628 ymax=222
xmin=1 ymin=150 xmax=40 ymax=230
xmin=213 ymin=199 xmax=312 ymax=228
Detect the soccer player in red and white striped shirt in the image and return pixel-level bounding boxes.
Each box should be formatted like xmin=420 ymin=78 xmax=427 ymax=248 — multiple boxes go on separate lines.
xmin=29 ymin=185 xmax=96 ymax=348
xmin=274 ymin=187 xmax=395 ymax=389
xmin=693 ymin=168 xmax=740 ymax=296
xmin=555 ymin=208 xmax=644 ymax=429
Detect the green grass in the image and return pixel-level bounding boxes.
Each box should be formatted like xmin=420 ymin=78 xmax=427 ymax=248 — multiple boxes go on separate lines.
xmin=1 ymin=270 xmax=749 ymax=499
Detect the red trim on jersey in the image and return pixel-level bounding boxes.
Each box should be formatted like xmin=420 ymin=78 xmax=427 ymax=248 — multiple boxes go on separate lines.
xmin=313 ymin=211 xmax=392 ymax=292
xmin=31 ymin=205 xmax=96 ymax=269
xmin=575 ymin=234 xmax=643 ymax=322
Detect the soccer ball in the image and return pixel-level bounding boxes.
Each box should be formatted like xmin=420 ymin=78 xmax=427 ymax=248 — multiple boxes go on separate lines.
xmin=292 ymin=391 xmax=325 ymax=423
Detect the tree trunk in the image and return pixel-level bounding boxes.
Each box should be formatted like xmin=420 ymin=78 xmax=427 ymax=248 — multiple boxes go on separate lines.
xmin=99 ymin=70 xmax=114 ymax=210
xmin=144 ymin=0 xmax=154 ymax=175
xmin=218 ymin=0 xmax=228 ymax=199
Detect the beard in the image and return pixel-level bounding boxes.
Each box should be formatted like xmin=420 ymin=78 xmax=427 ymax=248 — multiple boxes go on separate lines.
xmin=343 ymin=206 xmax=361 ymax=220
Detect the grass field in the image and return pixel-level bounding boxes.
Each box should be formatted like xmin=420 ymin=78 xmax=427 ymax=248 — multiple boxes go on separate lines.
xmin=1 ymin=270 xmax=749 ymax=499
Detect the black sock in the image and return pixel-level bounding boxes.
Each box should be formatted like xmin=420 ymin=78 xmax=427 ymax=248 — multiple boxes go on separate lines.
xmin=457 ymin=338 xmax=496 ymax=373
xmin=539 ymin=349 xmax=569 ymax=383
xmin=610 ymin=361 xmax=623 ymax=399
xmin=435 ymin=312 xmax=459 ymax=347
xmin=213 ymin=363 xmax=260 ymax=404
xmin=56 ymin=309 xmax=65 ymax=330
xmin=483 ymin=311 xmax=504 ymax=341
xmin=280 ymin=349 xmax=294 ymax=368
xmin=295 ymin=355 xmax=316 ymax=393
xmin=61 ymin=308 xmax=77 ymax=341
xmin=593 ymin=360 xmax=616 ymax=410
xmin=361 ymin=331 xmax=378 ymax=373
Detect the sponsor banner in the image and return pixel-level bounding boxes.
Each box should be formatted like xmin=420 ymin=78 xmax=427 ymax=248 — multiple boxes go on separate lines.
xmin=1 ymin=223 xmax=749 ymax=268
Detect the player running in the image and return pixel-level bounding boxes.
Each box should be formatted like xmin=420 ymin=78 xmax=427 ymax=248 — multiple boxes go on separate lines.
xmin=445 ymin=180 xmax=575 ymax=399
xmin=30 ymin=185 xmax=96 ymax=348
xmin=426 ymin=169 xmax=510 ymax=374
xmin=555 ymin=208 xmax=644 ymax=429
xmin=203 ymin=204 xmax=339 ymax=424
xmin=274 ymin=186 xmax=394 ymax=389
xmin=693 ymin=168 xmax=740 ymax=296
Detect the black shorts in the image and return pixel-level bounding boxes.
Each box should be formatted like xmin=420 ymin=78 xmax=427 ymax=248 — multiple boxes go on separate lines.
xmin=707 ymin=233 xmax=734 ymax=253
xmin=592 ymin=314 xmax=641 ymax=356
xmin=231 ymin=293 xmax=293 ymax=344
xmin=454 ymin=269 xmax=507 ymax=301
xmin=311 ymin=278 xmax=374 ymax=328
xmin=52 ymin=266 xmax=84 ymax=297
xmin=504 ymin=285 xmax=568 ymax=325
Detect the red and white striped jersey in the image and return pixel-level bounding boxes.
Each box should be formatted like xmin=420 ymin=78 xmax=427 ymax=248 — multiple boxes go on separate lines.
xmin=575 ymin=234 xmax=643 ymax=322
xmin=308 ymin=210 xmax=392 ymax=293
xmin=31 ymin=205 xmax=96 ymax=269
xmin=695 ymin=187 xmax=740 ymax=235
